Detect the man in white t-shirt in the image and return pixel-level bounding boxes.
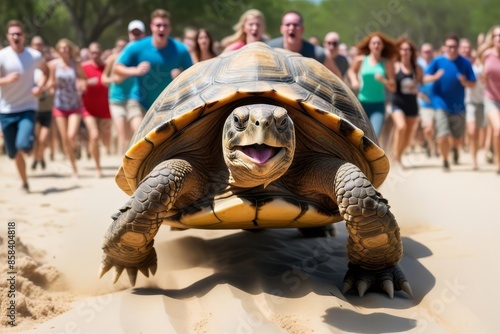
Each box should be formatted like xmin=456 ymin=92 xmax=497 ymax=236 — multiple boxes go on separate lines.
xmin=0 ymin=20 xmax=48 ymax=192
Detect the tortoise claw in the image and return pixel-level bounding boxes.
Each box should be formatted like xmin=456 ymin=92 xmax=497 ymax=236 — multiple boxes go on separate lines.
xmin=100 ymin=248 xmax=158 ymax=285
xmin=126 ymin=267 xmax=138 ymax=286
xmin=138 ymin=266 xmax=150 ymax=278
xmin=381 ymin=280 xmax=394 ymax=299
xmin=341 ymin=281 xmax=353 ymax=294
xmin=99 ymin=261 xmax=156 ymax=286
xmin=356 ymin=281 xmax=369 ymax=297
xmin=98 ymin=262 xmax=113 ymax=279
xmin=342 ymin=263 xmax=411 ymax=298
xmin=150 ymin=263 xmax=157 ymax=276
xmin=112 ymin=265 xmax=125 ymax=284
xmin=401 ymin=281 xmax=413 ymax=299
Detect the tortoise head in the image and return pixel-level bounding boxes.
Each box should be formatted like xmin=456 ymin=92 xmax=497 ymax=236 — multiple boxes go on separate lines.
xmin=223 ymin=104 xmax=295 ymax=188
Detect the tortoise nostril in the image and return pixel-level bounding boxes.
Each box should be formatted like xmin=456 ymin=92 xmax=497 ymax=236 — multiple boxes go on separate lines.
xmin=255 ymin=119 xmax=270 ymax=127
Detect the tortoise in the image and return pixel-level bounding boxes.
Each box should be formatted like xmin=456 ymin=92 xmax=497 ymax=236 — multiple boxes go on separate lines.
xmin=100 ymin=42 xmax=412 ymax=298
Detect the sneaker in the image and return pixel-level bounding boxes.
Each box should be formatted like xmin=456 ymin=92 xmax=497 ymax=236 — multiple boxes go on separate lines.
xmin=443 ymin=160 xmax=450 ymax=171
xmin=31 ymin=160 xmax=38 ymax=170
xmin=22 ymin=183 xmax=30 ymax=193
xmin=452 ymin=148 xmax=459 ymax=165
xmin=40 ymin=159 xmax=46 ymax=170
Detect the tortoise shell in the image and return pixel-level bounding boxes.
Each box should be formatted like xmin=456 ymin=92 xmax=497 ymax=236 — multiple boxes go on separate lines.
xmin=116 ymin=42 xmax=389 ymax=212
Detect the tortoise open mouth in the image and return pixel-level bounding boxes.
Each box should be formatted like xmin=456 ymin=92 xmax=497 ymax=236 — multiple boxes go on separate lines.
xmin=237 ymin=144 xmax=282 ymax=164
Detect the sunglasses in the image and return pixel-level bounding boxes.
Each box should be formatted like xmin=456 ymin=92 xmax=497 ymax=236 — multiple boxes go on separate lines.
xmin=326 ymin=41 xmax=339 ymax=47
xmin=445 ymin=44 xmax=457 ymax=49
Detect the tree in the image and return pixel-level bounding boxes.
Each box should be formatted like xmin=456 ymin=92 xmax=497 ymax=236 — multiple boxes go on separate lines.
xmin=1 ymin=0 xmax=498 ymax=50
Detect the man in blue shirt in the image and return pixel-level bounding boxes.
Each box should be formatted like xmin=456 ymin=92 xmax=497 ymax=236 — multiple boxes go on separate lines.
xmin=424 ymin=34 xmax=476 ymax=171
xmin=113 ymin=9 xmax=193 ymax=112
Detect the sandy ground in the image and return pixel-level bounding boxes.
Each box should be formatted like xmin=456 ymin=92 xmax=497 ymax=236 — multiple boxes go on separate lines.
xmin=0 ymin=146 xmax=499 ymax=333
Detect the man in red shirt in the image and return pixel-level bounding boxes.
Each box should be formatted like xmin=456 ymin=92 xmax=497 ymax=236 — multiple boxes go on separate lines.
xmin=82 ymin=42 xmax=112 ymax=177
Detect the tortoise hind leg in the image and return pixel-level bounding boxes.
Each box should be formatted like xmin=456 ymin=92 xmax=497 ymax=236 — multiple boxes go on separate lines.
xmin=100 ymin=159 xmax=193 ymax=286
xmin=334 ymin=162 xmax=412 ymax=298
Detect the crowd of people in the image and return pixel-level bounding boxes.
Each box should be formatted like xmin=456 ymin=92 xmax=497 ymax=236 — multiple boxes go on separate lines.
xmin=1 ymin=8 xmax=499 ymax=192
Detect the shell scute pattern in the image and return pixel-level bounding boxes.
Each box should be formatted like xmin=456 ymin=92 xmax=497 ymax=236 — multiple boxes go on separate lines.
xmin=117 ymin=42 xmax=389 ymax=195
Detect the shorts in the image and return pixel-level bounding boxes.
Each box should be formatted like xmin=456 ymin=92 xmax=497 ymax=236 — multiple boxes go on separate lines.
xmin=52 ymin=106 xmax=84 ymax=117
xmin=435 ymin=109 xmax=465 ymax=139
xmin=0 ymin=110 xmax=36 ymax=159
xmin=82 ymin=108 xmax=112 ymax=119
xmin=36 ymin=110 xmax=52 ymax=128
xmin=484 ymin=97 xmax=500 ymax=114
xmin=465 ymin=102 xmax=486 ymax=128
xmin=109 ymin=100 xmax=145 ymax=121
xmin=419 ymin=107 xmax=435 ymax=128
xmin=360 ymin=101 xmax=386 ymax=137
xmin=392 ymin=104 xmax=419 ymax=118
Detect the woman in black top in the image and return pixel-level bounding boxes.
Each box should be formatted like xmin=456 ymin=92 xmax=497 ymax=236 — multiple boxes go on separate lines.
xmin=391 ymin=37 xmax=423 ymax=166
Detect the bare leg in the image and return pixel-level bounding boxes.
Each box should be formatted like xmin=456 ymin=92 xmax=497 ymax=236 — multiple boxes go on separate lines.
xmin=35 ymin=125 xmax=51 ymax=167
xmin=14 ymin=152 xmax=28 ymax=189
xmin=98 ymin=118 xmax=113 ymax=156
xmin=407 ymin=116 xmax=421 ymax=153
xmin=112 ymin=116 xmax=129 ymax=155
xmin=49 ymin=121 xmax=58 ymax=160
xmin=487 ymin=109 xmax=500 ymax=172
xmin=129 ymin=115 xmax=143 ymax=133
xmin=401 ymin=116 xmax=420 ymax=160
xmin=32 ymin=122 xmax=40 ymax=169
xmin=55 ymin=115 xmax=80 ymax=176
xmin=467 ymin=121 xmax=479 ymax=169
xmin=422 ymin=119 xmax=436 ymax=158
xmin=83 ymin=115 xmax=102 ymax=177
xmin=438 ymin=134 xmax=451 ymax=169
xmin=391 ymin=111 xmax=406 ymax=164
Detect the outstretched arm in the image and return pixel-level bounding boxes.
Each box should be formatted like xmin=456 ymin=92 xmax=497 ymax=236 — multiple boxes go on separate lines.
xmin=347 ymin=56 xmax=363 ymax=91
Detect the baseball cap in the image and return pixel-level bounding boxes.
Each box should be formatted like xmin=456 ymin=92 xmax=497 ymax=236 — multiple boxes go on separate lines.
xmin=128 ymin=20 xmax=145 ymax=33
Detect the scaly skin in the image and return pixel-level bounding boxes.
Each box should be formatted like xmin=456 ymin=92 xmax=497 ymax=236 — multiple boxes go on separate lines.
xmin=100 ymin=159 xmax=193 ymax=285
xmin=100 ymin=102 xmax=412 ymax=298
xmin=334 ymin=162 xmax=412 ymax=298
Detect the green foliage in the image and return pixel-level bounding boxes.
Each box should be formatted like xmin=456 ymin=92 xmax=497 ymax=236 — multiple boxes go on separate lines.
xmin=0 ymin=0 xmax=498 ymax=50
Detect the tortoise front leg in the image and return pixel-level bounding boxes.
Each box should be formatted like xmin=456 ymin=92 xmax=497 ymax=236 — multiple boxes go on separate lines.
xmin=334 ymin=162 xmax=412 ymax=298
xmin=99 ymin=159 xmax=193 ymax=286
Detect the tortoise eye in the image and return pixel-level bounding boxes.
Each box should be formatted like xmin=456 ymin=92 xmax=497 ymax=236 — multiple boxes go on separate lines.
xmin=280 ymin=117 xmax=287 ymax=127
xmin=233 ymin=111 xmax=249 ymax=131
xmin=276 ymin=116 xmax=288 ymax=131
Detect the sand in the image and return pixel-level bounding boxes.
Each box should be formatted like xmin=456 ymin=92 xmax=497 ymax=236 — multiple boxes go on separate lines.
xmin=0 ymin=147 xmax=499 ymax=333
